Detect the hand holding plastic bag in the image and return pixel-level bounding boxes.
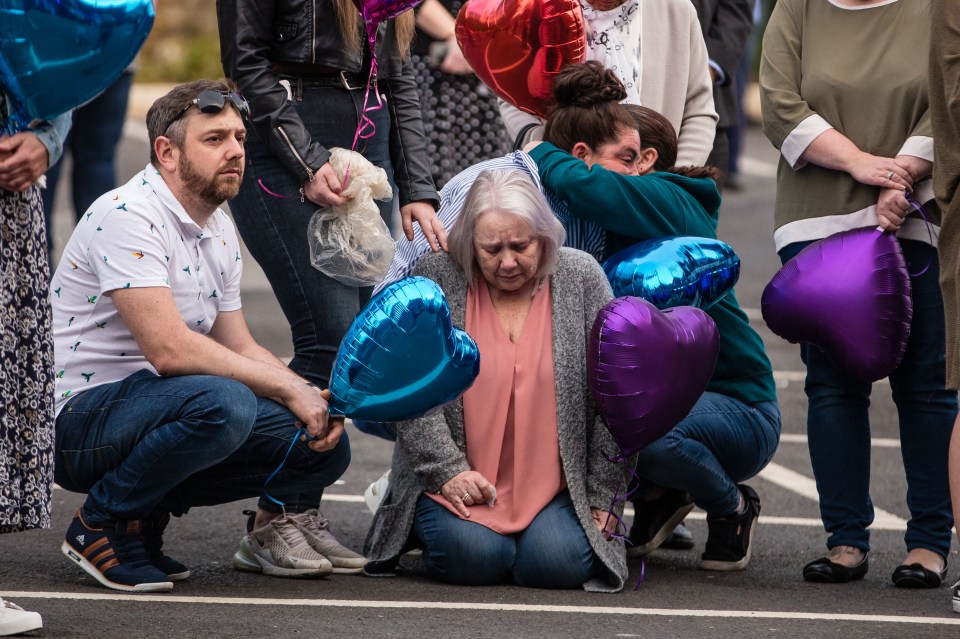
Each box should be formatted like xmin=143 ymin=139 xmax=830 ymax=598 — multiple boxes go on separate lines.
xmin=308 ymin=148 xmax=396 ymax=286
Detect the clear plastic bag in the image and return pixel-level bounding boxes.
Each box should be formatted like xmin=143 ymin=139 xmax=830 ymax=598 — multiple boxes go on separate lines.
xmin=308 ymin=148 xmax=396 ymax=287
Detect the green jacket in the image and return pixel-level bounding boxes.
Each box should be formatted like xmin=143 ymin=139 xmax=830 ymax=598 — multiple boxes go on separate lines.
xmin=530 ymin=142 xmax=776 ymax=406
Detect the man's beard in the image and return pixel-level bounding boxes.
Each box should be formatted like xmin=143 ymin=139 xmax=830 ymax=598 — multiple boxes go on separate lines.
xmin=179 ymin=154 xmax=243 ymax=207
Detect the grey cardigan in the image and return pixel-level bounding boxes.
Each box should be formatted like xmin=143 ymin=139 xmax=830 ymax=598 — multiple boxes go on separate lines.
xmin=363 ymin=248 xmax=631 ymax=592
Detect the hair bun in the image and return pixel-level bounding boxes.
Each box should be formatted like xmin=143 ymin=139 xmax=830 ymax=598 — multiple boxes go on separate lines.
xmin=552 ymin=60 xmax=627 ymax=108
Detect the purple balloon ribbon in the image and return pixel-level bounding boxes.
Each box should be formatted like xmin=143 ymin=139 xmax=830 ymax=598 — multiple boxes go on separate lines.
xmin=903 ymin=193 xmax=936 ymax=277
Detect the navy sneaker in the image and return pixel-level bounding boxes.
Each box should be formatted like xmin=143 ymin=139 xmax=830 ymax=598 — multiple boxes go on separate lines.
xmin=142 ymin=511 xmax=190 ymax=581
xmin=61 ymin=510 xmax=174 ymax=592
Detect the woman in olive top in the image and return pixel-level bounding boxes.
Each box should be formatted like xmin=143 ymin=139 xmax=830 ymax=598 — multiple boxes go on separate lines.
xmin=528 ymin=62 xmax=779 ymax=572
xmin=761 ymin=0 xmax=956 ymax=587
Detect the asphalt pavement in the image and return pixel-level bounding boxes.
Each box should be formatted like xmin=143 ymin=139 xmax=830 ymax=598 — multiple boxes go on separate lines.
xmin=1 ymin=99 xmax=958 ymax=638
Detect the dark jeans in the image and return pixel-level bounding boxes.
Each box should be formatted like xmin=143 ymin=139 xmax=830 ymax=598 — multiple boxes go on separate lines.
xmin=54 ymin=370 xmax=351 ymax=525
xmin=779 ymin=238 xmax=957 ymax=556
xmin=229 ymin=81 xmax=395 ymax=387
xmin=42 ymin=71 xmax=134 ymax=257
xmin=412 ymin=492 xmax=603 ymax=588
xmin=633 ymin=393 xmax=781 ymax=517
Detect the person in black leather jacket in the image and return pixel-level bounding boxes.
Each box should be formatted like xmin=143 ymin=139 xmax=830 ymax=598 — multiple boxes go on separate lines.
xmin=217 ymin=0 xmax=446 ymax=574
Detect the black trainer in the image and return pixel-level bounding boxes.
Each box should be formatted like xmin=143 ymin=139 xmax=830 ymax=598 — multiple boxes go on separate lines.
xmin=626 ymin=489 xmax=695 ymax=557
xmin=700 ymin=484 xmax=761 ymax=571
xmin=142 ymin=511 xmax=190 ymax=581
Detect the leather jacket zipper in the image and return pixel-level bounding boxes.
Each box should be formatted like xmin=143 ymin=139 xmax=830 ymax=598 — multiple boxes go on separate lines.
xmin=311 ymin=0 xmax=317 ymax=64
xmin=276 ymin=125 xmax=314 ymax=202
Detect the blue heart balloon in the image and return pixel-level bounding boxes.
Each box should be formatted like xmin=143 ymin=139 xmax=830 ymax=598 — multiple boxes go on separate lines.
xmin=602 ymin=236 xmax=740 ymax=310
xmin=329 ymin=276 xmax=481 ymax=421
xmin=0 ymin=0 xmax=155 ymax=133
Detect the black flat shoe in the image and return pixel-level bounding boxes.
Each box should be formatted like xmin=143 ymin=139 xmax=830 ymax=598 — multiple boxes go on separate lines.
xmin=891 ymin=561 xmax=948 ymax=589
xmin=803 ymin=552 xmax=869 ymax=583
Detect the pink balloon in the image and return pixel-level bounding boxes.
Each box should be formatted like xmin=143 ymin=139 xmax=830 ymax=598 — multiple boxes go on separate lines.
xmin=589 ymin=297 xmax=719 ymax=458
xmin=352 ymin=0 xmax=423 ymax=31
xmin=762 ymin=227 xmax=912 ymax=382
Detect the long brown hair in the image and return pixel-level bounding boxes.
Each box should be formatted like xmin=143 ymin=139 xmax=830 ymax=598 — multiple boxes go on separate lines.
xmin=543 ymin=61 xmax=636 ymax=153
xmin=623 ymin=104 xmax=720 ymax=182
xmin=334 ymin=0 xmax=415 ymax=57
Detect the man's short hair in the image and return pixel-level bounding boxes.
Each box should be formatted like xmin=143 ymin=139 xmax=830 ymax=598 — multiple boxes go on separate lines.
xmin=146 ymin=79 xmax=234 ymax=166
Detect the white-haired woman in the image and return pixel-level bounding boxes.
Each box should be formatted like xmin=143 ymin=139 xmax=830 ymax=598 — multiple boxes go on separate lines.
xmin=363 ymin=169 xmax=630 ymax=592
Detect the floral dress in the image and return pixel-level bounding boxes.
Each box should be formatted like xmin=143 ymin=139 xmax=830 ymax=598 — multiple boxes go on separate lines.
xmin=0 ymin=96 xmax=55 ymax=533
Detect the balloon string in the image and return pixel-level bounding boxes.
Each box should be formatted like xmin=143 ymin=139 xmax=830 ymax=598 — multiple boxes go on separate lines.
xmin=258 ymin=178 xmax=291 ymax=199
xmin=634 ymin=559 xmax=646 ymax=591
xmin=904 ymin=193 xmax=936 ymax=277
xmin=263 ymin=426 xmax=306 ymax=512
xmin=344 ymin=48 xmax=384 ymax=190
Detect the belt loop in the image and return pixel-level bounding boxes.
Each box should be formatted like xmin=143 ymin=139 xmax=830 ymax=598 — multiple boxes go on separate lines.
xmin=294 ymin=76 xmax=303 ymax=102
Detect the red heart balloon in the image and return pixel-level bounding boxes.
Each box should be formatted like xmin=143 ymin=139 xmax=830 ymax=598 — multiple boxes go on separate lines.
xmin=455 ymin=0 xmax=586 ymax=118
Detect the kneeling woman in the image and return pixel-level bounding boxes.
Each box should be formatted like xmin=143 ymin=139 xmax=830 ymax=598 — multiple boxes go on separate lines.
xmin=363 ymin=169 xmax=629 ymax=592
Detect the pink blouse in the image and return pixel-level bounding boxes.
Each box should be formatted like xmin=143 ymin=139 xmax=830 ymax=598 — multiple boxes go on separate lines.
xmin=428 ymin=277 xmax=564 ymax=534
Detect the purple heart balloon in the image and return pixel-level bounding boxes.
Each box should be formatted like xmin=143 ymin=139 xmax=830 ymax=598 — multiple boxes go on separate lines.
xmin=761 ymin=227 xmax=912 ymax=382
xmin=602 ymin=236 xmax=740 ymax=310
xmin=589 ymin=297 xmax=719 ymax=458
xmin=352 ymin=0 xmax=424 ymax=42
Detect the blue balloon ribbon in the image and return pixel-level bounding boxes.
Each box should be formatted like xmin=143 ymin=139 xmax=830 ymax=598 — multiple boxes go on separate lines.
xmin=329 ymin=276 xmax=480 ymax=422
xmin=602 ymin=236 xmax=740 ymax=310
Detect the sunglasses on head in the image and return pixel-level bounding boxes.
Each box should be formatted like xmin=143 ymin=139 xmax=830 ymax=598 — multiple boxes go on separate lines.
xmin=163 ymin=90 xmax=250 ymax=134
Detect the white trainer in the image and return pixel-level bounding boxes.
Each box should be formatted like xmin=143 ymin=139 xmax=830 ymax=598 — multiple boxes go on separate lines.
xmin=364 ymin=470 xmax=391 ymax=514
xmin=0 ymin=598 xmax=42 ymax=636
xmin=289 ymin=509 xmax=367 ymax=574
xmin=232 ymin=515 xmax=333 ymax=578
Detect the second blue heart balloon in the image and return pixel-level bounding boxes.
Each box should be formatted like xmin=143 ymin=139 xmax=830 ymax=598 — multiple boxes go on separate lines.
xmin=602 ymin=236 xmax=740 ymax=310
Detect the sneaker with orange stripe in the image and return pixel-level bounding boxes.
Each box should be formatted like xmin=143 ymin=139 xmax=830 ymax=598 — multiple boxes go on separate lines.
xmin=61 ymin=510 xmax=173 ymax=592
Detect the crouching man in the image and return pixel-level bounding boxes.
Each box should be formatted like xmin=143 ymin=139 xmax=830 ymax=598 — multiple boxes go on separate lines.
xmin=51 ymin=80 xmax=364 ymax=593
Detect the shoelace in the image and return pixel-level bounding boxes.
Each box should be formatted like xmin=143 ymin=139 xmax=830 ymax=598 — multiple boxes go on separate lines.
xmin=271 ymin=517 xmax=310 ymax=549
xmin=300 ymin=511 xmax=330 ymax=533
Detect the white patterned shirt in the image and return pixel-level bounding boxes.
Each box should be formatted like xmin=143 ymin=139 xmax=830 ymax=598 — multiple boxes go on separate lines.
xmin=51 ymin=164 xmax=244 ymax=417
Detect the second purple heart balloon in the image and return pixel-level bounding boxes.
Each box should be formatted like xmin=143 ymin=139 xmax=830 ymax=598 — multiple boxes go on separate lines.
xmin=761 ymin=227 xmax=912 ymax=383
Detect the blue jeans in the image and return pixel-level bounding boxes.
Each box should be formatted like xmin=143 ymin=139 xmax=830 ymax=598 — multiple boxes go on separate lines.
xmin=230 ymin=81 xmax=395 ymax=387
xmin=412 ymin=492 xmax=603 ymax=588
xmin=633 ymin=394 xmax=781 ymax=517
xmin=54 ymin=370 xmax=351 ymax=526
xmin=779 ymin=239 xmax=956 ymax=556
xmin=42 ymin=71 xmax=134 ymax=257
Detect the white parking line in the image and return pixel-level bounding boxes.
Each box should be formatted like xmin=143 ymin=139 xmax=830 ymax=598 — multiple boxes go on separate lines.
xmin=2 ymin=591 xmax=957 ymax=625
xmin=779 ymin=433 xmax=901 ymax=448
xmin=758 ymin=462 xmax=907 ymax=529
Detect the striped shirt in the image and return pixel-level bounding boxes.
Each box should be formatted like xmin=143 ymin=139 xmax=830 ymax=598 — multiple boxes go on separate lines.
xmin=375 ymin=152 xmax=606 ymax=293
